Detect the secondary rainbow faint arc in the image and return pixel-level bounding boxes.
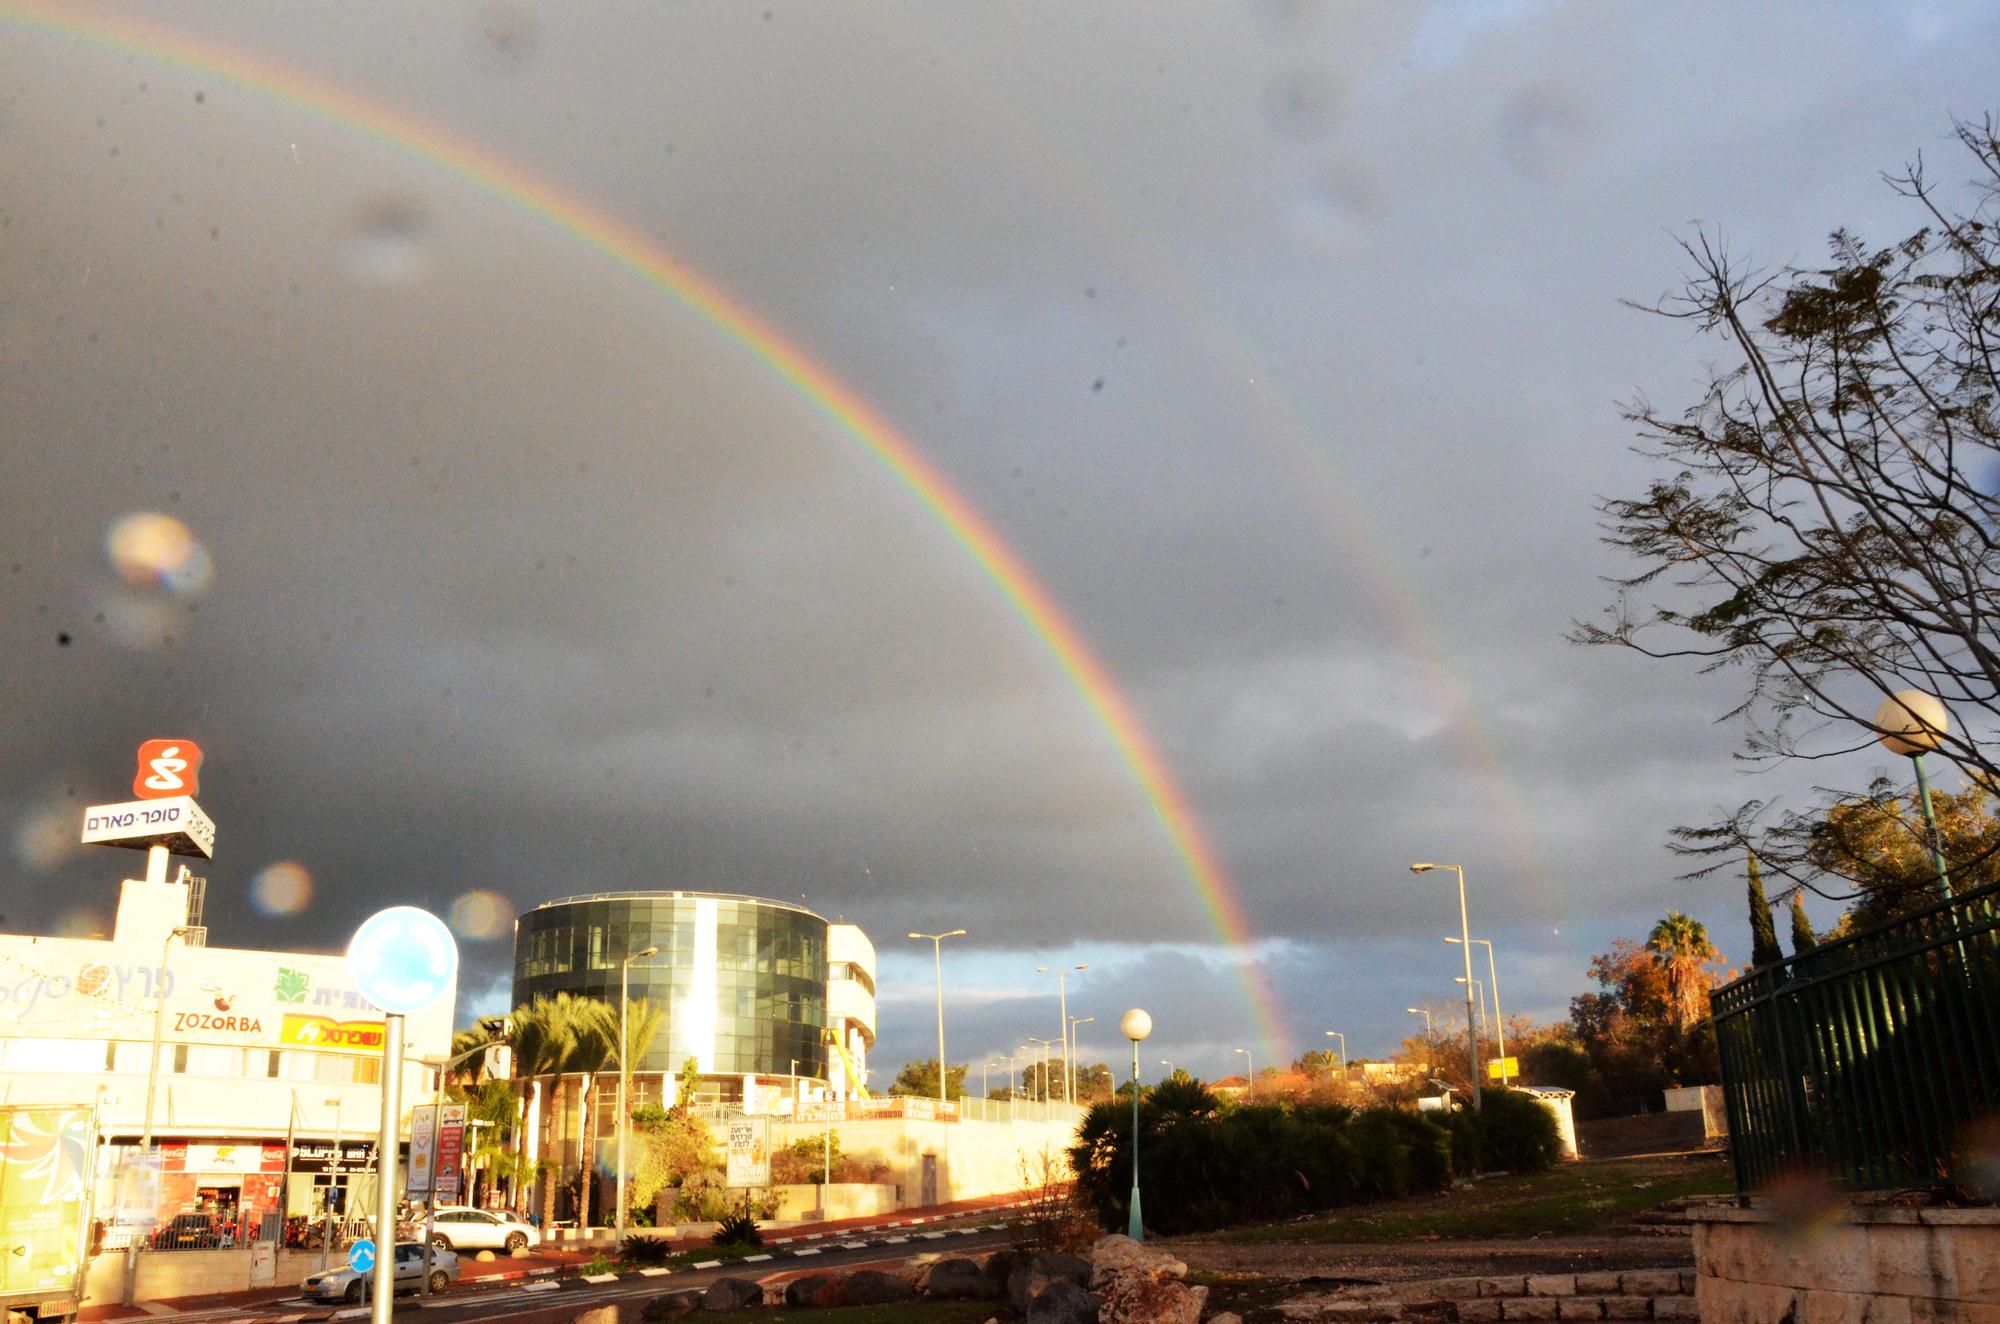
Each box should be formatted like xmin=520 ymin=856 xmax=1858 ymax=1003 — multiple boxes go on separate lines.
xmin=5 ymin=0 xmax=1290 ymax=1055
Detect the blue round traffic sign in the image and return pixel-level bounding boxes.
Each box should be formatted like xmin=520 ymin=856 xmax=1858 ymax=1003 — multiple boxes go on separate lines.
xmin=348 ymin=1238 xmax=376 ymax=1274
xmin=346 ymin=906 xmax=458 ymax=1014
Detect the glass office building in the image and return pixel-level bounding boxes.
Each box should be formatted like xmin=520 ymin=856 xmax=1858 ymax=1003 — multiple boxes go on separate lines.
xmin=512 ymin=891 xmax=828 ymax=1080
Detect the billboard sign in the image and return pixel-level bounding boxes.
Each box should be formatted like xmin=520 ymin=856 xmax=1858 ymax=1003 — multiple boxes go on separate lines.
xmin=133 ymin=740 xmax=203 ymax=800
xmin=724 ymin=1118 xmax=769 ymax=1189
xmin=408 ymin=1107 xmax=439 ymax=1198
xmin=434 ymin=1105 xmax=466 ymax=1202
xmin=79 ymin=796 xmax=215 ymax=858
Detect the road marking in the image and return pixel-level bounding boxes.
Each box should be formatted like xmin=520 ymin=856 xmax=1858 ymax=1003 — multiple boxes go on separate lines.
xmin=583 ymin=1273 xmax=620 ymax=1283
xmin=793 ymin=1248 xmax=821 ymax=1256
xmin=884 ymin=1235 xmax=908 ymax=1244
xmin=858 ymin=1225 xmax=880 ymax=1232
xmin=917 ymin=1231 xmax=946 ymax=1240
xmin=771 ymin=1237 xmax=794 ymax=1244
xmin=637 ymin=1267 xmax=671 ymax=1276
xmin=691 ymin=1259 xmax=722 ymax=1270
xmin=841 ymin=1242 xmax=867 ymax=1250
xmin=956 ymin=1227 xmax=979 ymax=1234
xmin=519 ymin=1281 xmax=560 ymax=1293
xmin=742 ymin=1253 xmax=772 ymax=1262
xmin=333 ymin=1310 xmax=369 ymax=1320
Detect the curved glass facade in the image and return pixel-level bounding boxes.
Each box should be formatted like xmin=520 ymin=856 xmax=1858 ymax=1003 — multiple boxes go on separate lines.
xmin=512 ymin=892 xmax=827 ymax=1078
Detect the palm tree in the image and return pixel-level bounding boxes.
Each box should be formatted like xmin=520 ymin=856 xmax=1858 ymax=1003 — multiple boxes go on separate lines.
xmin=560 ymin=999 xmax=616 ymax=1230
xmin=603 ymin=998 xmax=666 ymax=1224
xmin=506 ymin=997 xmax=580 ymax=1224
xmin=1647 ymin=911 xmax=1721 ymax=1031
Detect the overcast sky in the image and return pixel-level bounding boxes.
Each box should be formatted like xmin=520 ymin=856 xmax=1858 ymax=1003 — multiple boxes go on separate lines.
xmin=4 ymin=0 xmax=1995 ymax=1083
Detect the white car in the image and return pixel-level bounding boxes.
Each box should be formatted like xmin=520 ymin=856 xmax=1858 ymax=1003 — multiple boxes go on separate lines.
xmin=302 ymin=1242 xmax=458 ymax=1302
xmin=425 ymin=1207 xmax=538 ymax=1252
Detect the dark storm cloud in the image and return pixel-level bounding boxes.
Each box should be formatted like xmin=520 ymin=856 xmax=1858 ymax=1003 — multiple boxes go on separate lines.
xmin=4 ymin=0 xmax=1995 ymax=1070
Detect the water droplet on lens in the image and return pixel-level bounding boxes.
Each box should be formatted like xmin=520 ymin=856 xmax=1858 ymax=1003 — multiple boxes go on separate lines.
xmin=470 ymin=4 xmax=538 ymax=74
xmin=341 ymin=198 xmax=432 ymax=287
xmin=1263 ymin=66 xmax=1342 ymax=141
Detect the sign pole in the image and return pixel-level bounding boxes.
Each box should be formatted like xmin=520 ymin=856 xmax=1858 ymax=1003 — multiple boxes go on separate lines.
xmin=370 ymin=1014 xmax=404 ymax=1324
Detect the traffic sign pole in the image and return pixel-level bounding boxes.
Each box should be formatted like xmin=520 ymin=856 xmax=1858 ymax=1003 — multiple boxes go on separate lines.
xmin=371 ymin=1013 xmax=404 ymax=1324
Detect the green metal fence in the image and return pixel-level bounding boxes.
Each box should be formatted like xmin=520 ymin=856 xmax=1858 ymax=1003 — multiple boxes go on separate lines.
xmin=1711 ymin=877 xmax=2000 ymax=1192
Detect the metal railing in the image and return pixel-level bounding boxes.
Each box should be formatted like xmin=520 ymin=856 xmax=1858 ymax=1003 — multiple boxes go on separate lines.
xmin=1711 ymin=876 xmax=2000 ymax=1192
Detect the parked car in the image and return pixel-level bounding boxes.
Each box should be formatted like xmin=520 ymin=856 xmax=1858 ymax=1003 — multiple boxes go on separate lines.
xmin=301 ymin=1242 xmax=458 ymax=1303
xmin=150 ymin=1214 xmax=234 ymax=1250
xmin=424 ymin=1207 xmax=537 ymax=1252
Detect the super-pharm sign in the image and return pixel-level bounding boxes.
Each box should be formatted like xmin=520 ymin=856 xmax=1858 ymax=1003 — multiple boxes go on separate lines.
xmin=279 ymin=1014 xmax=387 ymax=1053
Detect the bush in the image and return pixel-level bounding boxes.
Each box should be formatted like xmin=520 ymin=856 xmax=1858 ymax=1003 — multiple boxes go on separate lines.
xmin=711 ymin=1211 xmax=763 ymax=1248
xmin=1068 ymin=1081 xmax=1454 ymax=1235
xmin=1446 ymin=1087 xmax=1563 ymax=1174
xmin=619 ymin=1236 xmax=674 ymax=1266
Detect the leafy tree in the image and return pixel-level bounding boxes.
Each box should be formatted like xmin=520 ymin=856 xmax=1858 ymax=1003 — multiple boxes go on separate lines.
xmin=1747 ymin=852 xmax=1783 ymax=968
xmin=1575 ymin=119 xmax=2000 ymax=898
xmin=1646 ymin=911 xmax=1723 ymax=1031
xmin=1292 ymin=1049 xmax=1339 ymax=1077
xmin=1792 ymin=782 xmax=2000 ymax=928
xmin=887 ymin=1058 xmax=968 ymax=1101
xmin=1072 ymin=1062 xmax=1115 ymax=1102
xmin=675 ymin=1056 xmax=700 ymax=1112
xmin=1571 ymin=932 xmax=1721 ymax=1113
xmin=625 ymin=1108 xmax=714 ymax=1219
xmin=1790 ymin=894 xmax=1819 ymax=956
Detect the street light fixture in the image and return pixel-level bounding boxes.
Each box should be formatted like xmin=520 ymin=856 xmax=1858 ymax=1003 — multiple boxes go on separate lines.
xmin=1119 ymin=1009 xmax=1152 ymax=1242
xmin=1323 ymin=1030 xmax=1346 ymax=1078
xmin=1875 ymin=691 xmax=1956 ymax=900
xmin=1406 ymin=1007 xmax=1434 ymax=1061
xmin=1159 ymin=1060 xmax=1174 ymax=1079
xmin=1069 ymin=1016 xmax=1095 ymax=1097
xmin=1447 ymin=936 xmax=1509 ymax=1084
xmin=1036 ymin=964 xmax=1088 ymax=1104
xmin=1456 ymin=976 xmax=1489 ymax=1047
xmin=1233 ymin=1046 xmax=1253 ymax=1086
xmin=910 ymin=931 xmax=967 ymax=1106
xmin=1411 ymin=863 xmax=1482 ymax=1112
xmin=616 ymin=945 xmax=659 ymax=1246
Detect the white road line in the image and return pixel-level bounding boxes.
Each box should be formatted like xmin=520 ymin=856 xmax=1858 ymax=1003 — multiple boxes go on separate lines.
xmin=637 ymin=1267 xmax=672 ymax=1276
xmin=956 ymin=1227 xmax=979 ymax=1234
xmin=742 ymin=1254 xmax=772 ymax=1263
xmin=884 ymin=1235 xmax=908 ymax=1244
xmin=333 ymin=1310 xmax=369 ymax=1320
xmin=917 ymin=1231 xmax=946 ymax=1240
xmin=805 ymin=1232 xmax=824 ymax=1240
xmin=582 ymin=1272 xmax=620 ymax=1283
xmin=793 ymin=1248 xmax=821 ymax=1256
xmin=841 ymin=1241 xmax=868 ymax=1250
xmin=692 ymin=1259 xmax=722 ymax=1270
xmin=771 ymin=1237 xmax=794 ymax=1244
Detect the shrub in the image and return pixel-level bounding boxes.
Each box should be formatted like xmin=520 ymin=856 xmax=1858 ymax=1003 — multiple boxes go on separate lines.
xmin=1069 ymin=1082 xmax=1453 ymax=1235
xmin=1446 ymin=1087 xmax=1563 ymax=1174
xmin=619 ymin=1236 xmax=674 ymax=1266
xmin=712 ymin=1211 xmax=763 ymax=1248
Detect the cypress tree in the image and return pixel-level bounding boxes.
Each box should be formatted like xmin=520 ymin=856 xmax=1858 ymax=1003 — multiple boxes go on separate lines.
xmin=1747 ymin=851 xmax=1783 ymax=967
xmin=1789 ymin=894 xmax=1818 ymax=957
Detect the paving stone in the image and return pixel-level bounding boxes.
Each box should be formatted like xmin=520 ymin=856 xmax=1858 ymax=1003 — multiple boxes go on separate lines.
xmin=1619 ymin=1273 xmax=1681 ymax=1298
xmin=1574 ymin=1275 xmax=1623 ymax=1296
xmin=1557 ymin=1299 xmax=1604 ymax=1320
xmin=1602 ymin=1297 xmax=1652 ymax=1319
xmin=1481 ymin=1279 xmax=1529 ymax=1299
xmin=1526 ymin=1277 xmax=1578 ymax=1298
xmin=1501 ymin=1300 xmax=1561 ymax=1321
xmin=1651 ymin=1297 xmax=1698 ymax=1321
xmin=1455 ymin=1301 xmax=1503 ymax=1323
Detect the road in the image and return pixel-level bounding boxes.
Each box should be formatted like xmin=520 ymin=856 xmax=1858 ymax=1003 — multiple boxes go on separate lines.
xmin=127 ymin=1211 xmax=1018 ymax=1324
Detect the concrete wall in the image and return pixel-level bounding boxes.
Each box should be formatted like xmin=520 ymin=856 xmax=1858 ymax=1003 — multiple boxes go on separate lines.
xmin=82 ymin=1247 xmax=332 ymax=1305
xmin=767 ymin=1114 xmax=1079 ymax=1209
xmin=1691 ymin=1204 xmax=2000 ymax=1324
xmin=1662 ymin=1085 xmax=1728 ymax=1140
xmin=766 ymin=1183 xmax=897 ymax=1221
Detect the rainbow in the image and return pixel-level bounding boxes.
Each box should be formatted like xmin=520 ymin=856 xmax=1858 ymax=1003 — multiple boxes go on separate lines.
xmin=4 ymin=1 xmax=1292 ymax=1056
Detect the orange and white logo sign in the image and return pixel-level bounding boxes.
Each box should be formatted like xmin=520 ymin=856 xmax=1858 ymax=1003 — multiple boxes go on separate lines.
xmin=279 ymin=1014 xmax=387 ymax=1053
xmin=134 ymin=739 xmax=202 ymax=799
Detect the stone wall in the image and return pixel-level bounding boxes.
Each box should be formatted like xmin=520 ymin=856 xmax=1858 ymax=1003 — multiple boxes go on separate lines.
xmin=766 ymin=1113 xmax=1078 ymax=1209
xmin=1690 ymin=1204 xmax=2000 ymax=1324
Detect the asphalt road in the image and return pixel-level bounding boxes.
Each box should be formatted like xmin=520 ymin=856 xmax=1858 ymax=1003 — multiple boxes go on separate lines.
xmin=131 ymin=1211 xmax=1019 ymax=1324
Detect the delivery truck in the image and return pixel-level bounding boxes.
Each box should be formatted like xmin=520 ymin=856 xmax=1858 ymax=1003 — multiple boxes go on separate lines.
xmin=0 ymin=1105 xmax=99 ymax=1324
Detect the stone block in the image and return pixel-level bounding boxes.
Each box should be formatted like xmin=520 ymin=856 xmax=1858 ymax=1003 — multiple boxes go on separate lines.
xmin=1526 ymin=1277 xmax=1577 ymax=1298
xmin=1870 ymin=1228 xmax=1958 ymax=1300
xmin=1652 ymin=1298 xmax=1698 ymax=1321
xmin=1098 ymin=1276 xmax=1205 ymax=1324
xmin=1455 ymin=1300 xmax=1503 ymax=1322
xmin=641 ymin=1289 xmax=704 ymax=1320
xmin=919 ymin=1258 xmax=986 ymax=1300
xmin=703 ymin=1278 xmax=764 ymax=1312
xmin=1952 ymin=1235 xmax=2000 ymax=1306
xmin=575 ymin=1307 xmax=619 ymax=1324
xmin=1913 ymin=1301 xmax=2000 ymax=1324
xmin=1025 ymin=1278 xmax=1099 ymax=1324
xmin=1677 ymin=1273 xmax=1696 ymax=1296
xmin=845 ymin=1270 xmax=915 ymax=1305
xmin=1090 ymin=1234 xmax=1187 ymax=1289
xmin=1619 ymin=1272 xmax=1682 ymax=1298
xmin=979 ymin=1250 xmax=1024 ymax=1302
xmin=783 ymin=1274 xmax=848 ymax=1309
xmin=1501 ymin=1300 xmax=1560 ymax=1321
xmin=1556 ymin=1298 xmax=1603 ymax=1319
xmin=1601 ymin=1296 xmax=1650 ymax=1319
xmin=1573 ymin=1275 xmax=1622 ymax=1296
xmin=1481 ymin=1280 xmax=1529 ymax=1299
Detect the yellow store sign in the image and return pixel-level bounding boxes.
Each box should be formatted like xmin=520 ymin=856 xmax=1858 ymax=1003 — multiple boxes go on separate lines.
xmin=279 ymin=1014 xmax=387 ymax=1053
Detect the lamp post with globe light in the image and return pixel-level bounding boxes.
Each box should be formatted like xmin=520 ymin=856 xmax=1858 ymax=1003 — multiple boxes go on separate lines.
xmin=1119 ymin=1009 xmax=1151 ymax=1241
xmin=1411 ymin=863 xmax=1481 ymax=1112
xmin=1874 ymin=691 xmax=1956 ymax=900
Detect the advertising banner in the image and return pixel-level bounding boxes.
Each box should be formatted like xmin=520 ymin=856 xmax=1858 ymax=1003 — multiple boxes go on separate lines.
xmin=290 ymin=1140 xmax=377 ymax=1175
xmin=724 ymin=1118 xmax=769 ymax=1189
xmin=434 ymin=1105 xmax=466 ymax=1203
xmin=113 ymin=1151 xmax=162 ymax=1227
xmin=408 ymin=1106 xmax=439 ymax=1198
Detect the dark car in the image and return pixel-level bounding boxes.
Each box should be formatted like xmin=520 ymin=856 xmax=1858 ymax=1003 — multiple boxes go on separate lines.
xmin=151 ymin=1214 xmax=232 ymax=1249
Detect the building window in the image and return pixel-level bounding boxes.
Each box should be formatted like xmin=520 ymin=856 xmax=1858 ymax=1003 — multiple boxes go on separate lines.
xmin=172 ymin=1044 xmax=189 ymax=1073
xmin=355 ymin=1057 xmax=380 ymax=1084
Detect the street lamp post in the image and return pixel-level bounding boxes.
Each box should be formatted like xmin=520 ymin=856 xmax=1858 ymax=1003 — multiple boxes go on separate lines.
xmin=1875 ymin=691 xmax=1956 ymax=900
xmin=1027 ymin=1038 xmax=1059 ymax=1118
xmin=1448 ymin=936 xmax=1509 ymax=1084
xmin=1457 ymin=977 xmax=1488 ymax=1049
xmin=321 ymin=1097 xmax=343 ymax=1273
xmin=1411 ymin=863 xmax=1482 ymax=1112
xmin=1069 ymin=1016 xmax=1094 ymax=1099
xmin=1406 ymin=1008 xmax=1434 ymax=1063
xmin=1036 ymin=964 xmax=1088 ymax=1104
xmin=1323 ymin=1031 xmax=1346 ymax=1078
xmin=1159 ymin=1061 xmax=1174 ymax=1080
xmin=1119 ymin=1009 xmax=1152 ymax=1242
xmin=1233 ymin=1046 xmax=1253 ymax=1088
xmin=909 ymin=931 xmax=967 ymax=1106
xmin=616 ymin=945 xmax=659 ymax=1248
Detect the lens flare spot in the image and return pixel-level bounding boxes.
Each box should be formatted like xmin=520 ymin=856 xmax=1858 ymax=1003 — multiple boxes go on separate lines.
xmin=342 ymin=198 xmax=433 ymax=287
xmin=250 ymin=860 xmax=315 ymax=916
xmin=448 ymin=890 xmax=515 ymax=941
xmin=13 ymin=800 xmax=81 ymax=872
xmin=105 ymin=512 xmax=213 ymax=596
xmin=1765 ymin=1168 xmax=1844 ymax=1247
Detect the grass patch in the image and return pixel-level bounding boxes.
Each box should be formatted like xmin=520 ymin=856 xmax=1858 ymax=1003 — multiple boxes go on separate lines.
xmin=643 ymin=1241 xmax=775 ymax=1270
xmin=696 ymin=1303 xmax=998 ymax=1324
xmin=1216 ymin=1155 xmax=1731 ymax=1244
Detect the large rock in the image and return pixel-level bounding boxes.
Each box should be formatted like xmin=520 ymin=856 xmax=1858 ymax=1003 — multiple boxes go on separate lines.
xmin=1033 ymin=1252 xmax=1093 ymax=1285
xmin=1009 ymin=1253 xmax=1093 ymax=1312
xmin=1025 ymin=1278 xmax=1101 ymax=1324
xmin=845 ymin=1270 xmax=916 ymax=1305
xmin=918 ymin=1258 xmax=987 ymax=1300
xmin=783 ymin=1274 xmax=848 ymax=1309
xmin=980 ymin=1249 xmax=1025 ymax=1301
xmin=574 ymin=1308 xmax=619 ymax=1324
xmin=642 ymin=1290 xmax=706 ymax=1320
xmin=1089 ymin=1234 xmax=1188 ymax=1290
xmin=1098 ymin=1275 xmax=1207 ymax=1324
xmin=702 ymin=1277 xmax=765 ymax=1312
